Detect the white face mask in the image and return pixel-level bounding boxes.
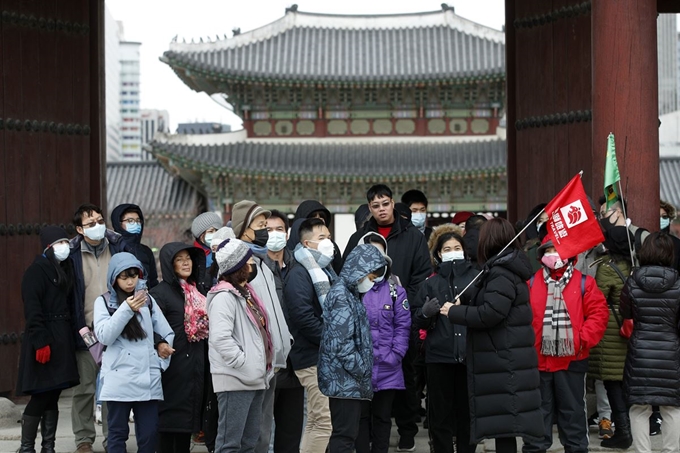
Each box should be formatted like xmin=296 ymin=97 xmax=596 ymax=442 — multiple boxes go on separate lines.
xmin=83 ymin=223 xmax=106 ymax=241
xmin=266 ymin=231 xmax=287 ymax=252
xmin=441 ymin=250 xmax=465 ymax=262
xmin=411 ymin=212 xmax=426 ymax=228
xmin=316 ymin=238 xmax=335 ymax=259
xmin=52 ymin=243 xmax=70 ymax=262
xmin=356 ymin=277 xmax=375 ymax=293
xmin=204 ymin=233 xmax=214 ymax=247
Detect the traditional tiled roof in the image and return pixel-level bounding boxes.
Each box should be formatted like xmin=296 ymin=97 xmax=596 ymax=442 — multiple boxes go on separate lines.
xmin=660 ymin=157 xmax=680 ymax=209
xmin=161 ymin=7 xmax=505 ymax=88
xmin=106 ymin=161 xmax=202 ymax=219
xmin=147 ymin=130 xmax=506 ymax=182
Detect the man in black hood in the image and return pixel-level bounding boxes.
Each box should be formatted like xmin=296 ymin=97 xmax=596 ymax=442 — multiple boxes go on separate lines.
xmin=290 ymin=200 xmax=343 ymax=274
xmin=110 ymin=203 xmax=158 ymax=288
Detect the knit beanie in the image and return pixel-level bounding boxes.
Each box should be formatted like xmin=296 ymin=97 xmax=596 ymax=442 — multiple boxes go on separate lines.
xmin=40 ymin=226 xmax=69 ymax=252
xmin=211 ymin=227 xmax=235 ymax=250
xmin=231 ymin=200 xmax=271 ymax=239
xmin=191 ymin=212 xmax=223 ymax=239
xmin=215 ymin=238 xmax=253 ymax=276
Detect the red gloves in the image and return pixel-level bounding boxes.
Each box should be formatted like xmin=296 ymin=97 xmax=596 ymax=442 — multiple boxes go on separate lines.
xmin=35 ymin=345 xmax=51 ymax=364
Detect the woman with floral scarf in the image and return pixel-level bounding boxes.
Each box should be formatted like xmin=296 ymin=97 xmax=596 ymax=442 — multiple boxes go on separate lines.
xmin=523 ymin=237 xmax=608 ymax=453
xmin=150 ymin=242 xmax=211 ymax=453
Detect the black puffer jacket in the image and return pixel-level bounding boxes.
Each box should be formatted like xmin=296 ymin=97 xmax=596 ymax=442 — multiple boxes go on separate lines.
xmin=149 ymin=242 xmax=208 ymax=433
xmin=447 ymin=249 xmax=542 ymax=443
xmin=412 ymin=260 xmax=478 ymax=364
xmin=344 ymin=212 xmax=432 ymax=302
xmin=621 ymin=265 xmax=680 ymax=407
xmin=110 ymin=203 xmax=158 ymax=288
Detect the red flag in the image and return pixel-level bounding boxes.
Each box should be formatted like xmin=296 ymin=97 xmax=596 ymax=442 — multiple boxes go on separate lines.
xmin=544 ymin=174 xmax=604 ymax=259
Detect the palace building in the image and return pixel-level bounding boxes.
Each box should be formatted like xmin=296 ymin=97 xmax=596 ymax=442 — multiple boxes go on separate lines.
xmin=149 ymin=5 xmax=509 ymax=216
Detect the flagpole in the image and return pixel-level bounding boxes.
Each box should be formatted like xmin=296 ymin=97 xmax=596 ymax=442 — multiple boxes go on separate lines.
xmin=452 ymin=170 xmax=587 ymax=302
xmin=452 ymin=208 xmax=545 ymax=300
xmin=617 ymin=178 xmax=637 ymax=267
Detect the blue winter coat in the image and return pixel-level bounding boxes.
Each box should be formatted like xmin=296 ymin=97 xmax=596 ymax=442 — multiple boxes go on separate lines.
xmin=318 ymin=244 xmax=385 ymax=400
xmin=362 ymin=277 xmax=410 ymax=391
xmin=94 ymin=253 xmax=175 ymax=402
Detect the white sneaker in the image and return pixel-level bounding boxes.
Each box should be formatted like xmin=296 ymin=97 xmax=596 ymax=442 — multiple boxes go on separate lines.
xmin=95 ymin=404 xmax=102 ymax=425
xmin=129 ymin=410 xmax=134 ymax=423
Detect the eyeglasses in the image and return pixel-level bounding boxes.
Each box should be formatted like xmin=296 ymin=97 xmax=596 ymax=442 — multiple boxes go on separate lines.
xmin=370 ymin=201 xmax=392 ymax=210
xmin=81 ymin=219 xmax=105 ymax=229
xmin=122 ymin=218 xmax=142 ymax=225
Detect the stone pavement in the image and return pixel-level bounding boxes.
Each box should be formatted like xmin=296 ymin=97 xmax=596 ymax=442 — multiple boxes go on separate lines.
xmin=0 ymin=390 xmax=665 ymax=452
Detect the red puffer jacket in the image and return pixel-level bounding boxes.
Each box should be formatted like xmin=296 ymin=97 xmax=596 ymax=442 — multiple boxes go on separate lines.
xmin=529 ymin=268 xmax=609 ymax=372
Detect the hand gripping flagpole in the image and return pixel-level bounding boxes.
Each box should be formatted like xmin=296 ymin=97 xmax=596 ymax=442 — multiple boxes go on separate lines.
xmin=451 ymin=171 xmax=585 ymax=303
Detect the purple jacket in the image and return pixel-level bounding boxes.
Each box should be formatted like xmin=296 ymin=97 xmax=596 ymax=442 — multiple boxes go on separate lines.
xmin=362 ymin=278 xmax=411 ymax=391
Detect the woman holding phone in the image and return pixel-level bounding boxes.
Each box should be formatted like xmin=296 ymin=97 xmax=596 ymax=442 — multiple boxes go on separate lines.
xmin=94 ymin=252 xmax=175 ymax=453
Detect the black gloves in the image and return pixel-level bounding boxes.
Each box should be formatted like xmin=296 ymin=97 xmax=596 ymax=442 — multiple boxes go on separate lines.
xmin=422 ymin=296 xmax=441 ymax=318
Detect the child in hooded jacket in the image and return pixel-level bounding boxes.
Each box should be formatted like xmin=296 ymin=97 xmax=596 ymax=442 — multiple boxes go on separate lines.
xmin=356 ymin=233 xmax=410 ymax=453
xmin=94 ymin=252 xmax=175 ymax=453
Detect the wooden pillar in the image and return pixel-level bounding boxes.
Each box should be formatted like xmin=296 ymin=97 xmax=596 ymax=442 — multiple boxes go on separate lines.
xmin=504 ymin=2 xmax=517 ymax=222
xmin=591 ymin=0 xmax=659 ymax=230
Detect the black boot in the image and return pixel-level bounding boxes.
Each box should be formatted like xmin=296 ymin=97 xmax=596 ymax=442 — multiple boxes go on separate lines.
xmin=39 ymin=410 xmax=58 ymax=453
xmin=601 ymin=410 xmax=633 ymax=449
xmin=18 ymin=414 xmax=41 ymax=453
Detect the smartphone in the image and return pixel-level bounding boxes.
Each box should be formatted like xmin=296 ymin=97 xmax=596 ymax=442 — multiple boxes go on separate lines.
xmin=134 ymin=289 xmax=148 ymax=302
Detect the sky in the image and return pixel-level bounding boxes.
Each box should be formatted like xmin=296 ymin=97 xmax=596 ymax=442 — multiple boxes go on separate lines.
xmin=105 ymin=0 xmax=506 ymax=131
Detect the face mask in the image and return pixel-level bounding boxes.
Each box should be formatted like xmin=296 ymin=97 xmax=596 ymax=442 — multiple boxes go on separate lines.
xmin=441 ymin=251 xmax=465 ymax=262
xmin=252 ymin=228 xmax=269 ymax=248
xmin=204 ymin=233 xmax=214 ymax=247
xmin=536 ymin=221 xmax=545 ymax=232
xmin=661 ymin=217 xmax=671 ymax=230
xmin=266 ymin=231 xmax=287 ymax=252
xmin=411 ymin=213 xmax=426 ymax=228
xmin=247 ymin=264 xmax=258 ymax=283
xmin=356 ymin=277 xmax=374 ymax=294
xmin=83 ymin=223 xmax=106 ymax=241
xmin=541 ymin=252 xmax=565 ymax=270
xmin=52 ymin=243 xmax=70 ymax=262
xmin=373 ymin=267 xmax=387 ymax=283
xmin=599 ymin=211 xmax=618 ymax=232
xmin=126 ymin=223 xmax=142 ymax=235
xmin=316 ymin=238 xmax=335 ymax=259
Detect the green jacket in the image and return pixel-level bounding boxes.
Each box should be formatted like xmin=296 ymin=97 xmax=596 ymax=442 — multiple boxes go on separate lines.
xmin=588 ymin=257 xmax=630 ymax=381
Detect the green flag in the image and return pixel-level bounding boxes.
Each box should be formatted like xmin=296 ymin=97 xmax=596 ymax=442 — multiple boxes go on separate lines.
xmin=604 ymin=133 xmax=621 ymax=209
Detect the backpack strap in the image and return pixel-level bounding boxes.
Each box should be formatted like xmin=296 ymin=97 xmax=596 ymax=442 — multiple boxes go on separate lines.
xmin=388 ymin=279 xmax=398 ymax=306
xmin=581 ymin=274 xmax=586 ymax=298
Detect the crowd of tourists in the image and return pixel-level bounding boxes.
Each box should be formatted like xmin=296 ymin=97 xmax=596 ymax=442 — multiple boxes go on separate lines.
xmin=15 ymin=183 xmax=680 ymax=453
